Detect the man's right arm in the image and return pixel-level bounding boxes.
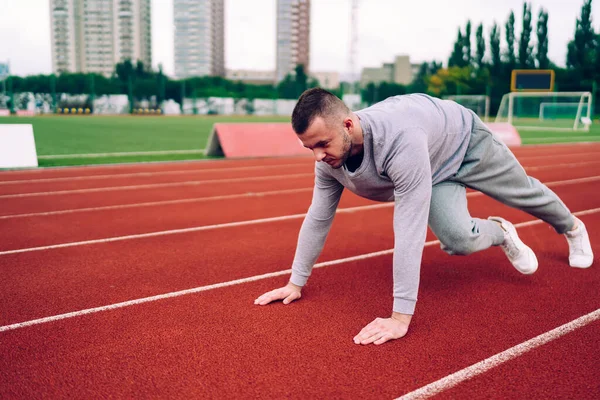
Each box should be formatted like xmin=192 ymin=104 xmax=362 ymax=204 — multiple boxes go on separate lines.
xmin=289 ymin=168 xmax=344 ymax=287
xmin=254 ymin=167 xmax=343 ymax=306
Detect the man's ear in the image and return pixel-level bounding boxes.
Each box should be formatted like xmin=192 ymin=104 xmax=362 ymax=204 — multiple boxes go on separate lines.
xmin=344 ymin=117 xmax=354 ymax=135
xmin=343 ymin=116 xmax=354 ymax=132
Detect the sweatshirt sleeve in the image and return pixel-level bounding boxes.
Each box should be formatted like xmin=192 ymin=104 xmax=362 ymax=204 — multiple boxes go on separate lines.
xmin=383 ymin=129 xmax=432 ymax=315
xmin=289 ymin=165 xmax=344 ymax=287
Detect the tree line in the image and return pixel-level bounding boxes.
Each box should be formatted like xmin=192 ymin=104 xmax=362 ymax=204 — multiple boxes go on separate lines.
xmin=3 ymin=61 xmax=322 ymax=111
xmin=2 ymin=0 xmax=600 ymax=115
xmin=363 ymin=0 xmax=600 ymax=113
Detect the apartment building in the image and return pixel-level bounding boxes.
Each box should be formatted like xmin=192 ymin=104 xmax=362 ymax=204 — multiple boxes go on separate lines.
xmin=49 ymin=0 xmax=152 ymax=76
xmin=360 ymin=55 xmax=420 ymax=87
xmin=276 ymin=0 xmax=310 ymax=82
xmin=173 ymin=0 xmax=225 ymax=78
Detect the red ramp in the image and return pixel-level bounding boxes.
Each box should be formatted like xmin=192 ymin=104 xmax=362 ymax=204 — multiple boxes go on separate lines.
xmin=484 ymin=122 xmax=522 ymax=147
xmin=205 ymin=123 xmax=312 ymax=158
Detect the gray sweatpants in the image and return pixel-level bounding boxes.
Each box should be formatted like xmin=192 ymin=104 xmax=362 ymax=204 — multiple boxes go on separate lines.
xmin=429 ymin=115 xmax=575 ymax=256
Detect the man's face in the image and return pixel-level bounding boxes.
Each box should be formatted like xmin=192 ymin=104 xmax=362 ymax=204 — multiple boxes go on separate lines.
xmin=298 ymin=116 xmax=352 ymax=169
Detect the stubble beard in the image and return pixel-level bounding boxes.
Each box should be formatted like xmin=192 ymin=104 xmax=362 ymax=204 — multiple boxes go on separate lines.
xmin=330 ymin=129 xmax=353 ymax=169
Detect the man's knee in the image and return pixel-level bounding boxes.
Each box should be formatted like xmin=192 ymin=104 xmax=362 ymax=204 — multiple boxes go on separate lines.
xmin=438 ymin=230 xmax=478 ymax=256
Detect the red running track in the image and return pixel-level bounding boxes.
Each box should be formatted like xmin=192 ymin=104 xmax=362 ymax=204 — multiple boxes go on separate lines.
xmin=0 ymin=181 xmax=598 ymax=324
xmin=0 ymin=144 xmax=598 ymax=398
xmin=437 ymin=321 xmax=600 ymax=399
xmin=1 ymin=177 xmax=598 ymax=251
xmin=0 ymin=219 xmax=598 ymax=399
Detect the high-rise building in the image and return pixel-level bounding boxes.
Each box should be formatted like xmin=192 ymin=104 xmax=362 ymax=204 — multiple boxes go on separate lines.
xmin=50 ymin=0 xmax=78 ymax=73
xmin=49 ymin=0 xmax=152 ymax=76
xmin=173 ymin=0 xmax=225 ymax=79
xmin=276 ymin=0 xmax=310 ymax=83
xmin=360 ymin=55 xmax=420 ymax=88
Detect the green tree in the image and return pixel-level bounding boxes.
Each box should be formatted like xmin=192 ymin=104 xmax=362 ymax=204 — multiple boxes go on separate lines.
xmin=409 ymin=63 xmax=429 ymax=93
xmin=428 ymin=67 xmax=473 ymax=96
xmin=462 ymin=21 xmax=473 ymax=67
xmin=56 ymin=73 xmax=89 ymax=94
xmin=361 ymin=82 xmax=378 ymax=104
xmin=277 ymin=74 xmax=297 ymax=99
xmin=361 ymin=82 xmax=407 ymax=104
xmin=449 ymin=28 xmax=465 ymax=67
xmin=566 ymin=0 xmax=596 ymax=81
xmin=518 ymin=2 xmax=535 ymax=68
xmin=489 ymin=22 xmax=502 ymax=76
xmin=475 ymin=23 xmax=486 ymax=70
xmin=536 ymin=8 xmax=550 ymax=69
xmin=115 ymin=60 xmax=135 ymax=83
xmin=595 ymin=33 xmax=600 ymax=81
xmin=429 ymin=61 xmax=443 ymax=75
xmin=407 ymin=61 xmax=442 ymax=94
xmin=135 ymin=60 xmax=149 ymax=79
xmin=504 ymin=11 xmax=517 ymax=71
xmin=133 ymin=78 xmax=159 ymax=100
xmin=294 ymin=64 xmax=308 ymax=95
xmin=377 ymin=82 xmax=407 ymax=100
xmin=156 ymin=65 xmax=166 ymax=104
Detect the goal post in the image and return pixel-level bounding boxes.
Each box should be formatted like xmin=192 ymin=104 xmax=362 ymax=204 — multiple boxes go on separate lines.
xmin=443 ymin=95 xmax=490 ymax=121
xmin=539 ymin=102 xmax=591 ymax=121
xmin=495 ymin=91 xmax=593 ymax=131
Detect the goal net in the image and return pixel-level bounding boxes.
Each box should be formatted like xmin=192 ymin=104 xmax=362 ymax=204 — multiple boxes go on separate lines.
xmin=495 ymin=91 xmax=593 ymax=131
xmin=444 ymin=95 xmax=490 ymax=121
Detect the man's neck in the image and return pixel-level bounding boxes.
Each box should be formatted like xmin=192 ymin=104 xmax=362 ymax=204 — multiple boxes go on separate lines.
xmin=350 ymin=113 xmax=365 ymax=158
xmin=345 ymin=152 xmax=364 ymax=172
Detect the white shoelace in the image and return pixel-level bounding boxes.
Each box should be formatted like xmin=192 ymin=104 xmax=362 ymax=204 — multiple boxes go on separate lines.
xmin=501 ymin=233 xmax=520 ymax=259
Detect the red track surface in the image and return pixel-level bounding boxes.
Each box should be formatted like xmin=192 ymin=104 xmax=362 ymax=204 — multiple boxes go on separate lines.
xmin=0 ymin=144 xmax=599 ymax=399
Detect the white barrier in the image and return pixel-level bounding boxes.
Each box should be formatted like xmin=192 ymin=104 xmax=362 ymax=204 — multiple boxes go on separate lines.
xmin=93 ymin=95 xmax=130 ymax=115
xmin=0 ymin=124 xmax=38 ymax=168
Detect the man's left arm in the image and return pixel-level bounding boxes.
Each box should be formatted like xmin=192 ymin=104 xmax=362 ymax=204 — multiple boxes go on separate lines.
xmin=354 ymin=130 xmax=432 ymax=345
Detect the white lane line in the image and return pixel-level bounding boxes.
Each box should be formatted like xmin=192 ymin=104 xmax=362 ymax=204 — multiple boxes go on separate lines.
xmin=513 ymin=141 xmax=600 ymax=149
xmin=0 ymin=188 xmax=314 ymax=220
xmin=524 ymin=160 xmax=600 ymax=171
xmin=395 ymin=309 xmax=600 ymax=400
xmin=25 ymin=148 xmax=600 ymax=162
xmin=0 ymin=173 xmax=314 ymax=199
xmin=1 ymin=150 xmax=598 ymax=196
xmin=525 ymin=137 xmax=600 ymax=143
xmin=0 ymin=203 xmax=393 ymax=256
xmin=38 ymin=149 xmax=207 ymax=159
xmin=0 ymin=155 xmax=310 ymax=176
xmin=1 ymin=208 xmax=598 ymax=333
xmin=2 ymin=176 xmax=599 ymax=254
xmin=2 ymin=172 xmax=597 ymax=220
xmin=517 ymin=151 xmax=600 ymax=161
xmin=0 ymin=243 xmax=424 ymax=333
xmin=0 ymin=148 xmax=597 ymax=185
xmin=1 ymin=156 xmax=595 ymax=186
xmin=544 ymin=175 xmax=600 ymax=187
xmin=0 ymin=162 xmax=311 ymax=185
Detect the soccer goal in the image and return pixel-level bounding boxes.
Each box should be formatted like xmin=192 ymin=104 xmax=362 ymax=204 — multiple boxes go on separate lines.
xmin=444 ymin=95 xmax=490 ymax=121
xmin=495 ymin=91 xmax=593 ymax=131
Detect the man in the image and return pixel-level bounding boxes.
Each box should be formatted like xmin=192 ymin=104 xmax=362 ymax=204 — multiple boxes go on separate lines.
xmin=254 ymin=88 xmax=594 ymax=345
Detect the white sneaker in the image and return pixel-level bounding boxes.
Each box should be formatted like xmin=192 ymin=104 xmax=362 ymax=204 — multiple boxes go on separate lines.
xmin=488 ymin=216 xmax=539 ymax=275
xmin=564 ymin=217 xmax=593 ymax=268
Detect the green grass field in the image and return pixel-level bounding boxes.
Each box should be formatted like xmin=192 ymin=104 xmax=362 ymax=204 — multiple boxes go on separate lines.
xmin=1 ymin=114 xmax=599 ymax=167
xmin=508 ymin=117 xmax=600 ymax=144
xmin=0 ymin=115 xmax=290 ymax=167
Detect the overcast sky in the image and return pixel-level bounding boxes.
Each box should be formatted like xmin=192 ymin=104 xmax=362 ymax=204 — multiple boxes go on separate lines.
xmin=1 ymin=0 xmax=599 ymax=77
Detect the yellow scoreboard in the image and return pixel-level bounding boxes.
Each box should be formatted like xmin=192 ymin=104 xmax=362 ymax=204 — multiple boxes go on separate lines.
xmin=511 ymin=69 xmax=555 ymax=92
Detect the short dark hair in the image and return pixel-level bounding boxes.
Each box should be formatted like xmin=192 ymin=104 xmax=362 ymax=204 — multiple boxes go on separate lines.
xmin=291 ymin=88 xmax=350 ymax=134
